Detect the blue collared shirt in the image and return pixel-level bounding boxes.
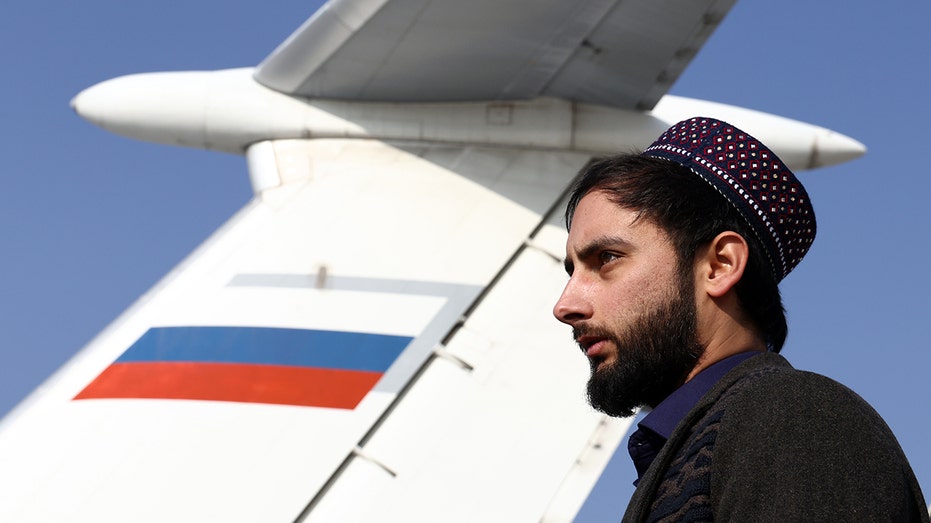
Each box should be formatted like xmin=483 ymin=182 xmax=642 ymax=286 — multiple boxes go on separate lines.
xmin=627 ymin=351 xmax=761 ymax=485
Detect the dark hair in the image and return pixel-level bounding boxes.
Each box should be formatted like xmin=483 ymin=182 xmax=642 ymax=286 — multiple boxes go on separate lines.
xmin=566 ymin=154 xmax=788 ymax=352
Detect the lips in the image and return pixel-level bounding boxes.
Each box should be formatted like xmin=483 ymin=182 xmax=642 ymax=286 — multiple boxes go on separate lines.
xmin=572 ymin=324 xmax=615 ymax=362
xmin=576 ymin=335 xmax=608 ymax=357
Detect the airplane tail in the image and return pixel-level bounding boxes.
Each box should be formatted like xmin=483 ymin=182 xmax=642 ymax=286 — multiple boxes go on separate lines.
xmin=0 ymin=138 xmax=633 ymax=522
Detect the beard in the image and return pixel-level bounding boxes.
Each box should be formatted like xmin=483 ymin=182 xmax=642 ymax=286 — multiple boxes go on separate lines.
xmin=576 ymin=271 xmax=704 ymax=418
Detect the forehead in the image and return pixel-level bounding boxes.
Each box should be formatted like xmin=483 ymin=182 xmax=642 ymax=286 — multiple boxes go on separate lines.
xmin=565 ymin=191 xmax=673 ymax=256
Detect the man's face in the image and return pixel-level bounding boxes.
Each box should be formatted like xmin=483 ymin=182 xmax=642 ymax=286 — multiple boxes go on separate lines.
xmin=553 ymin=190 xmax=703 ymax=417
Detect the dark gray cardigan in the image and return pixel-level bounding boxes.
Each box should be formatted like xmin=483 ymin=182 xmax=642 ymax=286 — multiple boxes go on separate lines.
xmin=622 ymin=353 xmax=929 ymax=522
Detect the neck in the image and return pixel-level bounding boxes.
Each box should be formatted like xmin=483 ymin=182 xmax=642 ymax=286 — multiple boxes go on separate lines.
xmin=687 ymin=299 xmax=766 ymax=382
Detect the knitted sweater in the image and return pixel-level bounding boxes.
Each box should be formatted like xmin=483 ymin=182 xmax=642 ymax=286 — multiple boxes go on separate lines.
xmin=622 ymin=353 xmax=929 ymax=522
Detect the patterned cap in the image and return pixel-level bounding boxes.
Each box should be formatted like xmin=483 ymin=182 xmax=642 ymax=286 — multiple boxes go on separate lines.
xmin=642 ymin=117 xmax=815 ymax=281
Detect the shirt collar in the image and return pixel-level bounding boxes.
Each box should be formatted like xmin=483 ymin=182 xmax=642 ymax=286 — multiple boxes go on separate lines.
xmin=639 ymin=351 xmax=760 ymax=439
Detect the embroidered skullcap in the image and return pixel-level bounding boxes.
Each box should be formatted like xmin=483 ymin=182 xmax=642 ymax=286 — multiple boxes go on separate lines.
xmin=642 ymin=117 xmax=815 ymax=281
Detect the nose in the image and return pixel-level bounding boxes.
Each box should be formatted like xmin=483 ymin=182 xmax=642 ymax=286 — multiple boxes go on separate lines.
xmin=553 ymin=278 xmax=592 ymax=325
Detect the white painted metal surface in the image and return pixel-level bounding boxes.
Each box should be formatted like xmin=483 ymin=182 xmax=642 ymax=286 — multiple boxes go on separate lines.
xmin=0 ymin=139 xmax=603 ymax=522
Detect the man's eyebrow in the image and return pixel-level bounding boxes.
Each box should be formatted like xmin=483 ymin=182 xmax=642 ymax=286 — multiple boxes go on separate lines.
xmin=574 ymin=235 xmax=634 ymax=263
xmin=562 ymin=235 xmax=633 ymax=275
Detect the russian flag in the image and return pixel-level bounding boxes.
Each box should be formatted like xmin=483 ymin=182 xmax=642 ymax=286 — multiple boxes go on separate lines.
xmin=74 ymin=326 xmax=412 ymax=409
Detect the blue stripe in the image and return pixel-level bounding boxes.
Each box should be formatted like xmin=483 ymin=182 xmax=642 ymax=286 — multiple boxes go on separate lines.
xmin=115 ymin=327 xmax=411 ymax=373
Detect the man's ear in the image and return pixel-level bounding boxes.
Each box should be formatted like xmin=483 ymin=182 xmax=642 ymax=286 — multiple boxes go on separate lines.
xmin=696 ymin=231 xmax=749 ymax=298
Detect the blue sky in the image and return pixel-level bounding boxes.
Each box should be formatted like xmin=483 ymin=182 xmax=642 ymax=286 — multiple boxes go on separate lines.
xmin=2 ymin=1 xmax=928 ymax=520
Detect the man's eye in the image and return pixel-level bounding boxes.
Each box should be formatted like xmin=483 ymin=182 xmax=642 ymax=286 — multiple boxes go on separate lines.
xmin=599 ymin=251 xmax=621 ymax=266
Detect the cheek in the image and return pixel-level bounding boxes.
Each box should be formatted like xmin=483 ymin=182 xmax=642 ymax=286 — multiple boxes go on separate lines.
xmin=604 ymin=268 xmax=676 ymax=318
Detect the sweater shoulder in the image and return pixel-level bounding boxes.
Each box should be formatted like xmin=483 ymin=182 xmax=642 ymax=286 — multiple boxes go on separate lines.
xmin=706 ymin=356 xmax=927 ymax=521
xmin=716 ymin=357 xmax=883 ymax=425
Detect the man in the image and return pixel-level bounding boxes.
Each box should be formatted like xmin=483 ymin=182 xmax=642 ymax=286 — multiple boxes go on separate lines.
xmin=554 ymin=117 xmax=928 ymax=521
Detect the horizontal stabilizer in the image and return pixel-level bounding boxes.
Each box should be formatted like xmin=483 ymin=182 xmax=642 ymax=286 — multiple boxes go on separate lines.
xmin=256 ymin=0 xmax=736 ymax=110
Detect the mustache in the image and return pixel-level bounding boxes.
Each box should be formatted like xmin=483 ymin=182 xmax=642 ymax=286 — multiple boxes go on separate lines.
xmin=572 ymin=323 xmax=615 ymax=345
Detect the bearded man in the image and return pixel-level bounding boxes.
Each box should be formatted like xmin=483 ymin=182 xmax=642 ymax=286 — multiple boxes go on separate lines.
xmin=554 ymin=117 xmax=928 ymax=522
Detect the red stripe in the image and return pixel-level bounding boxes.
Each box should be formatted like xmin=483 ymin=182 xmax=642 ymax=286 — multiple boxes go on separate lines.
xmin=74 ymin=362 xmax=381 ymax=409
